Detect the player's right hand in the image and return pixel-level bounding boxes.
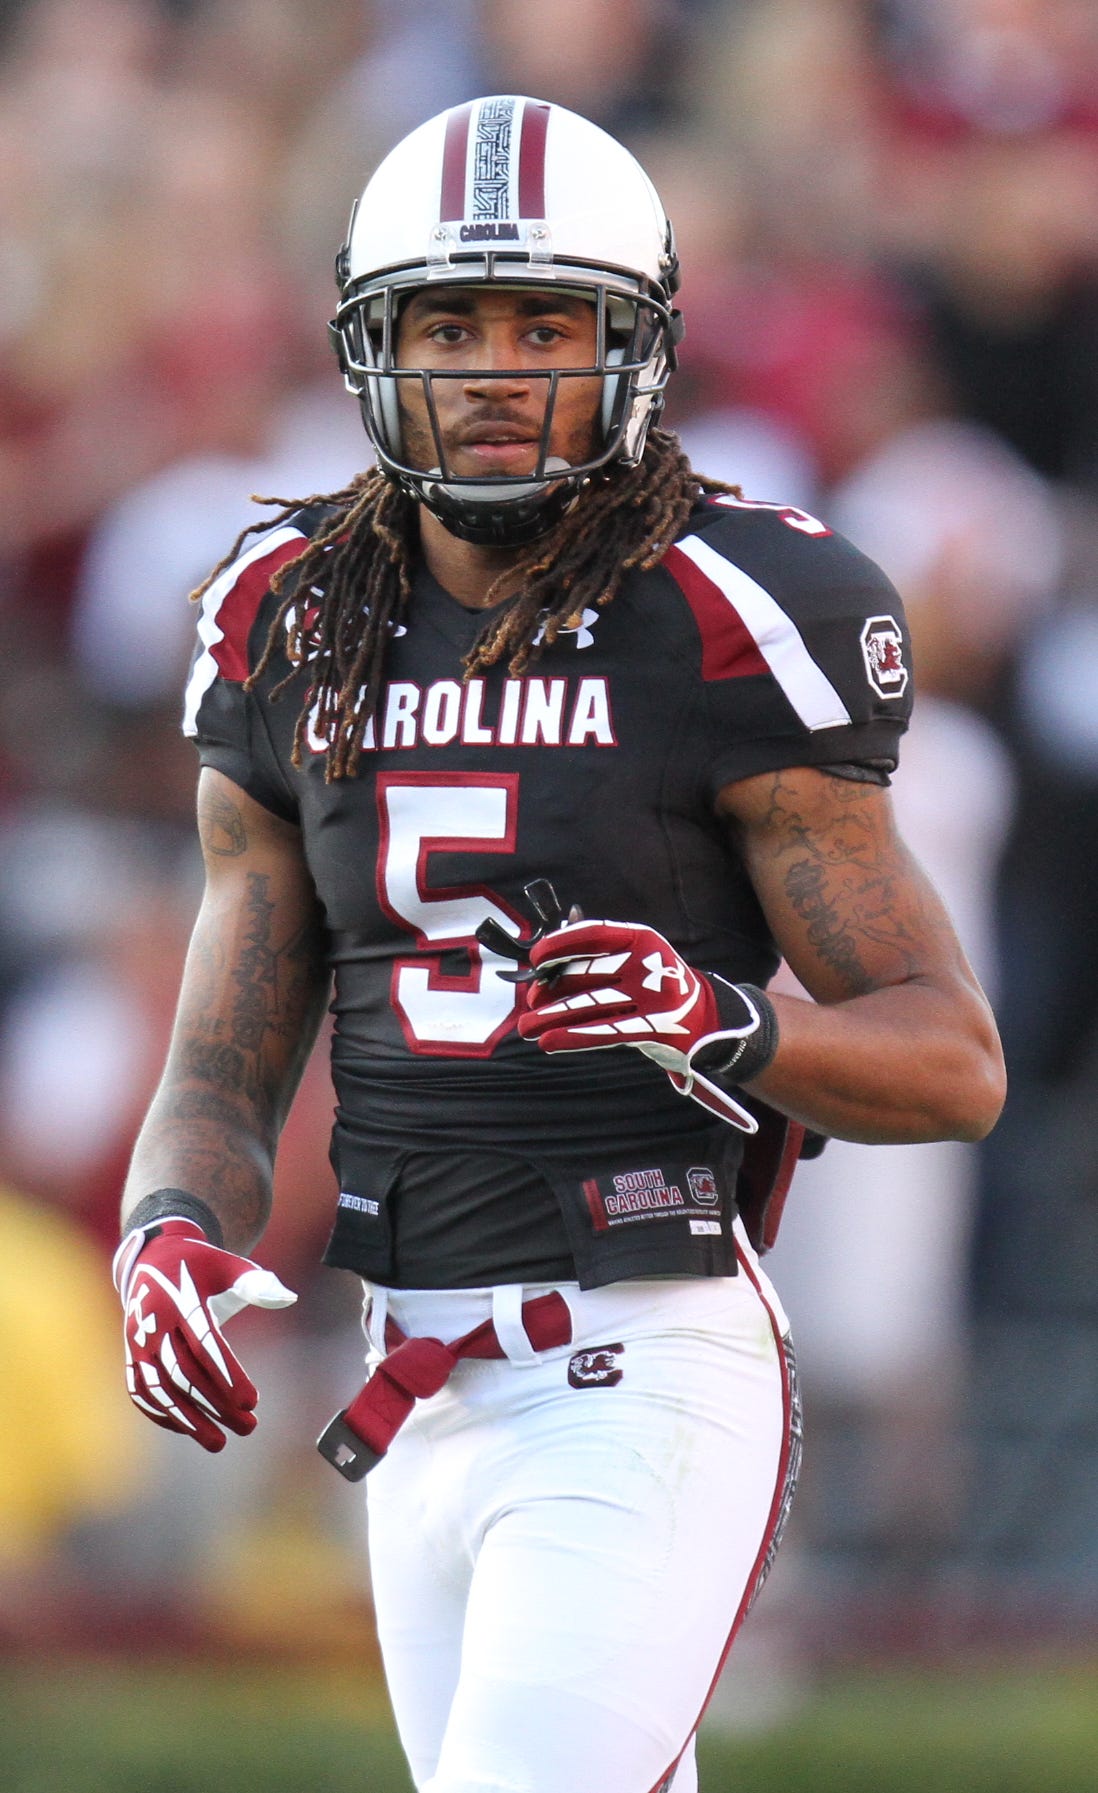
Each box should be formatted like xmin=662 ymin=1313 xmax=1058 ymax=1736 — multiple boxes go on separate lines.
xmin=113 ymin=1217 xmax=297 ymax=1452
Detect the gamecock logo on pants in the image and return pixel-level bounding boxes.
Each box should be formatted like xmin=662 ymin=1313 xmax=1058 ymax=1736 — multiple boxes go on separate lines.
xmin=568 ymin=1344 xmax=625 ymax=1388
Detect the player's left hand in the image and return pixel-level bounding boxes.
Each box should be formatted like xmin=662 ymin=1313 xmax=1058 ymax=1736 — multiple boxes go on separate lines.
xmin=517 ymin=918 xmax=777 ymax=1131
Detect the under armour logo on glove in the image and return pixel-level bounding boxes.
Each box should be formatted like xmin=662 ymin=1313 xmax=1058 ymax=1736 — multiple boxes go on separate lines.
xmin=113 ymin=1218 xmax=297 ymax=1452
xmin=130 ymin=1290 xmax=157 ymax=1351
xmin=517 ymin=919 xmax=779 ymax=1133
xmin=641 ymin=950 xmax=690 ymax=995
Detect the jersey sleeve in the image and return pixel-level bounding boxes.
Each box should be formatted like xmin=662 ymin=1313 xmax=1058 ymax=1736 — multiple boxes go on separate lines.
xmin=181 ymin=523 xmax=308 ymax=821
xmin=662 ymin=500 xmax=914 ymax=800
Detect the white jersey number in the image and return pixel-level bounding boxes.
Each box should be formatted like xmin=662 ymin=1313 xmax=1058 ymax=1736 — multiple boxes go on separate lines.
xmin=711 ymin=492 xmax=832 ymax=537
xmin=377 ymin=772 xmax=527 ymax=1055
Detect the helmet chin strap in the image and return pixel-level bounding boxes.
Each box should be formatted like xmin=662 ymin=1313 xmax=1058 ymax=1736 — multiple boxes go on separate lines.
xmin=412 ymin=457 xmax=581 ymax=548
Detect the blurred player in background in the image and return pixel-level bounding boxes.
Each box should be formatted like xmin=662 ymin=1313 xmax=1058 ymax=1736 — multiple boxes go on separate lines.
xmin=112 ymin=97 xmax=1005 ymax=1793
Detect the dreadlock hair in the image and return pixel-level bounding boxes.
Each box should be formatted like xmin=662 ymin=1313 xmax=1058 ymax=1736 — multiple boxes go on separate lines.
xmin=190 ymin=428 xmax=740 ymax=780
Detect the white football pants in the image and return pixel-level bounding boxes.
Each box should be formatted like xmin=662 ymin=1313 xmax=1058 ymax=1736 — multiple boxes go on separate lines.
xmin=362 ymin=1221 xmax=798 ymax=1793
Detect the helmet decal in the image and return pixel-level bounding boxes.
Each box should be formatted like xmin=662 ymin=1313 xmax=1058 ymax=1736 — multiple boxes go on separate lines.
xmin=439 ymin=96 xmax=552 ymax=225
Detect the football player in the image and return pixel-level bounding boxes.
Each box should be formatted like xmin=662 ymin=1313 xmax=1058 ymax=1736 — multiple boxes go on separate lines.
xmin=114 ymin=96 xmax=1005 ymax=1793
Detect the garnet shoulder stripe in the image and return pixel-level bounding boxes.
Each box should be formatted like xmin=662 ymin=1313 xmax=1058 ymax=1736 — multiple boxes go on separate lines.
xmin=209 ymin=532 xmax=304 ymax=683
xmin=668 ymin=534 xmax=851 ymax=730
xmin=662 ymin=543 xmax=769 ymax=681
xmin=182 ymin=525 xmax=305 ymax=736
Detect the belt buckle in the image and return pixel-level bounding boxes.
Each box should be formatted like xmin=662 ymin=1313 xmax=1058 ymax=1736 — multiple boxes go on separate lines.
xmin=316 ymin=1410 xmax=382 ymax=1482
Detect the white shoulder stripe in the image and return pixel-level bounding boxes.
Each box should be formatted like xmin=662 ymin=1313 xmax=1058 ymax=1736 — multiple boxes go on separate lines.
xmin=182 ymin=525 xmax=305 ymax=737
xmin=676 ymin=533 xmax=851 ymax=732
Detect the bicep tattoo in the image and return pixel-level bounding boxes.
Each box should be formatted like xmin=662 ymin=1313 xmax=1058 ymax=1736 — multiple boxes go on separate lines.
xmin=200 ymin=784 xmax=249 ymax=857
xmin=194 ymin=876 xmax=324 ymax=1112
xmin=749 ymin=771 xmax=931 ymax=998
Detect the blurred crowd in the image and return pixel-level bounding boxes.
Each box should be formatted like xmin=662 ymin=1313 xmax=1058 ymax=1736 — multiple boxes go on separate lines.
xmin=3 ymin=0 xmax=1098 ymax=1670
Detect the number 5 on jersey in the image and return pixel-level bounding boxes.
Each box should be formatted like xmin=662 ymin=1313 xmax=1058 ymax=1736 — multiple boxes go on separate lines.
xmin=377 ymin=773 xmax=528 ymax=1054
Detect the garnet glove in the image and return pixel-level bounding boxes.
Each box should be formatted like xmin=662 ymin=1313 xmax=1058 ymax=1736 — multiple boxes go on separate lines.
xmin=113 ymin=1218 xmax=297 ymax=1452
xmin=517 ymin=918 xmax=778 ymax=1133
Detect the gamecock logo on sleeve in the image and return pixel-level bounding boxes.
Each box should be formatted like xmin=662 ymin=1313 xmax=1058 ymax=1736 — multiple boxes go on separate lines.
xmin=860 ymin=615 xmax=909 ymax=699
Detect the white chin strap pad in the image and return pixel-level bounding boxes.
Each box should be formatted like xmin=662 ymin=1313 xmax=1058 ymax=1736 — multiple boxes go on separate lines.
xmin=423 ymin=457 xmax=570 ymax=507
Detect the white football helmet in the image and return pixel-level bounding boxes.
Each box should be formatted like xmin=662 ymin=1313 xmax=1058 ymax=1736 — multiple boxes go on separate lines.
xmin=329 ymin=95 xmax=683 ymax=545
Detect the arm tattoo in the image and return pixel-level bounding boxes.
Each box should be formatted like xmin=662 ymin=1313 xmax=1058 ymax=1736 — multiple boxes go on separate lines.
xmin=755 ymin=772 xmax=925 ymax=996
xmin=181 ymin=1036 xmax=247 ymax=1095
xmin=183 ymin=873 xmax=325 ymax=1118
xmin=130 ymin=866 xmax=329 ymax=1242
xmin=784 ymin=858 xmax=875 ymax=993
xmin=200 ymin=786 xmax=248 ymax=857
xmin=232 ymin=874 xmax=278 ymax=1052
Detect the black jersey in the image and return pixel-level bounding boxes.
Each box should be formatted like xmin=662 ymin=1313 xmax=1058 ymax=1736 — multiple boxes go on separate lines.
xmin=185 ymin=493 xmax=912 ymax=1288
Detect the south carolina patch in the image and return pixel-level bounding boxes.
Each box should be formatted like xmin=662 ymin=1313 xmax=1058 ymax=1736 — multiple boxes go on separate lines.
xmin=549 ymin=1145 xmax=740 ymax=1286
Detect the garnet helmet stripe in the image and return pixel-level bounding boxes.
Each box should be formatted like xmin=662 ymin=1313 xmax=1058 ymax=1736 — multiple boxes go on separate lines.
xmin=518 ymin=99 xmax=551 ymax=216
xmin=440 ymin=101 xmax=473 ymax=221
